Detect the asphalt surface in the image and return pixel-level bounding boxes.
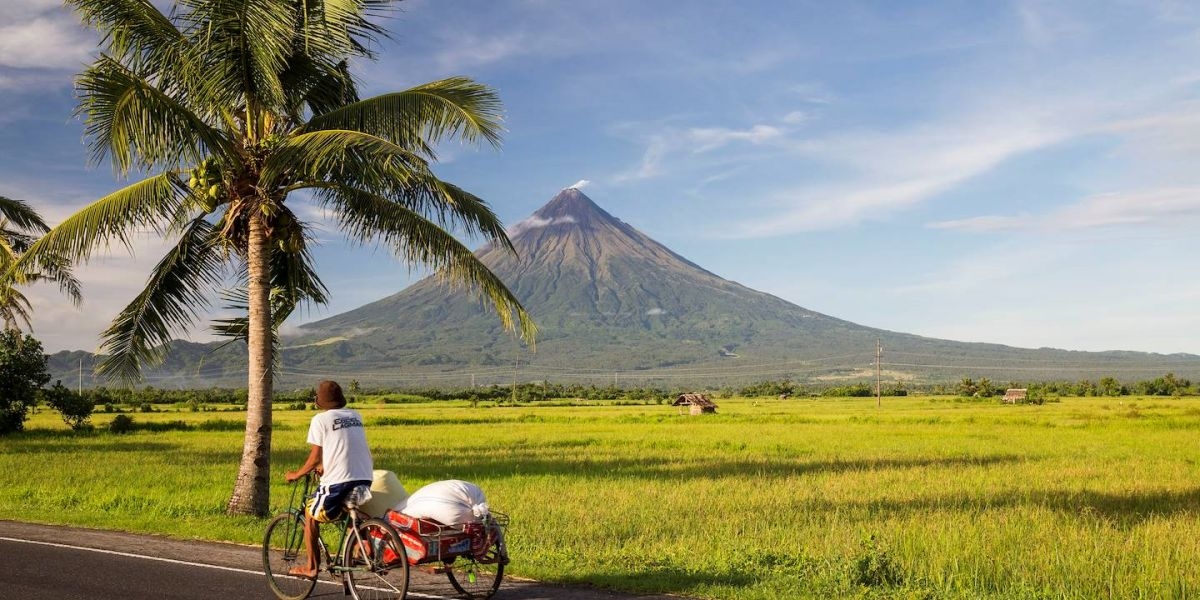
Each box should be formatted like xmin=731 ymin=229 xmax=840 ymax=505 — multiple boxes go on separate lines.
xmin=0 ymin=520 xmax=687 ymax=600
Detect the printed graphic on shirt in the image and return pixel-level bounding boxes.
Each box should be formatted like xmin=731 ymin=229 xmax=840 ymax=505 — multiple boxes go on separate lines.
xmin=332 ymin=416 xmax=364 ymax=431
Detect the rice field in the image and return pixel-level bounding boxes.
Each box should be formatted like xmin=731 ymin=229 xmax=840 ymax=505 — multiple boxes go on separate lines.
xmin=2 ymin=395 xmax=1198 ymax=599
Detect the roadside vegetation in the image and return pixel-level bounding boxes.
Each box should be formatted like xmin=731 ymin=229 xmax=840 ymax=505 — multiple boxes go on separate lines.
xmin=2 ymin=394 xmax=1197 ymax=599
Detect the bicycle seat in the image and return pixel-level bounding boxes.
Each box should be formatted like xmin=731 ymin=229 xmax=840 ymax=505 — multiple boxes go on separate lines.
xmin=344 ymin=484 xmax=373 ymax=509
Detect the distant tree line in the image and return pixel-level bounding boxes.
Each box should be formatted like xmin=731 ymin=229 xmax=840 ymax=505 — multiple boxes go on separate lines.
xmin=733 ymin=380 xmax=909 ymax=398
xmin=950 ymin=374 xmax=1194 ymax=399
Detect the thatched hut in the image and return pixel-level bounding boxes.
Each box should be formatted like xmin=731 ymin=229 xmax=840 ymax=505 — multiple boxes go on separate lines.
xmin=1003 ymin=388 xmax=1027 ymax=404
xmin=673 ymin=393 xmax=718 ymax=415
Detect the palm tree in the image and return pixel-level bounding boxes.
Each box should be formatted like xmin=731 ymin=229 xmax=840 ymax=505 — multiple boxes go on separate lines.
xmin=24 ymin=0 xmax=535 ymax=516
xmin=0 ymin=196 xmax=81 ymax=331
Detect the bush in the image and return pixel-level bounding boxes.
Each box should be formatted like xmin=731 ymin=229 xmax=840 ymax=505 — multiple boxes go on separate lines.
xmin=43 ymin=380 xmax=95 ymax=431
xmin=0 ymin=331 xmax=51 ymax=434
xmin=109 ymin=414 xmax=135 ymax=434
xmin=848 ymin=535 xmax=903 ymax=588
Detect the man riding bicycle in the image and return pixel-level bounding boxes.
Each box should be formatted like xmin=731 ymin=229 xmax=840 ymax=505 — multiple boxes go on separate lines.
xmin=284 ymin=380 xmax=374 ymax=577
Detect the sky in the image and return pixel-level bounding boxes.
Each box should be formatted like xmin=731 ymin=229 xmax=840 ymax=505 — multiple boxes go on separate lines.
xmin=3 ymin=0 xmax=1199 ymax=356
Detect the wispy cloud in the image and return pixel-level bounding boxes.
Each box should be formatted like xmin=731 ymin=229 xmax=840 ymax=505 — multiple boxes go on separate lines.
xmin=729 ymin=114 xmax=1065 ymax=237
xmin=613 ymin=135 xmax=668 ymax=183
xmin=0 ymin=7 xmax=92 ymax=70
xmin=929 ymin=187 xmax=1200 ymax=233
xmin=1016 ymin=0 xmax=1090 ymax=45
xmin=506 ymin=214 xmax=577 ymax=237
xmin=431 ymin=33 xmax=529 ymax=73
xmin=613 ymin=120 xmax=794 ymax=182
xmin=690 ymin=125 xmax=784 ymax=153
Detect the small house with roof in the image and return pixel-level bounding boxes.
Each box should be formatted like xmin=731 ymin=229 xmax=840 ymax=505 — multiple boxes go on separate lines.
xmin=673 ymin=393 xmax=718 ymax=415
xmin=1003 ymin=388 xmax=1028 ymax=404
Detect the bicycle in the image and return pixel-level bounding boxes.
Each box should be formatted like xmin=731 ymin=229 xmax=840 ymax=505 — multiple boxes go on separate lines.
xmin=263 ymin=473 xmax=410 ymax=600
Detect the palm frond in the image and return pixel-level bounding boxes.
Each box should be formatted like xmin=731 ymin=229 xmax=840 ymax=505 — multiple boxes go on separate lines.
xmin=280 ymin=56 xmax=358 ymax=126
xmin=66 ymin=0 xmax=184 ymax=71
xmin=0 ymin=287 xmax=34 ymax=332
xmin=178 ymin=0 xmax=298 ymax=128
xmin=304 ymin=77 xmax=504 ymax=156
xmin=77 ymin=56 xmax=234 ymax=174
xmin=299 ymin=0 xmax=395 ymax=60
xmin=260 ymin=128 xmax=428 ymax=189
xmin=0 ymin=196 xmax=50 ymax=234
xmin=0 ymin=228 xmax=38 ymax=255
xmin=293 ymin=162 xmax=515 ymax=253
xmin=20 ymin=173 xmax=184 ymax=267
xmin=96 ymin=217 xmax=226 ymax=382
xmin=317 ymin=184 xmax=536 ymax=344
xmin=0 ymin=200 xmax=84 ymax=309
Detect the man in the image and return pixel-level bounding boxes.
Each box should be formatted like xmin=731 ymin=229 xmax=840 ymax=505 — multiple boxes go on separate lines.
xmin=285 ymin=380 xmax=373 ymax=577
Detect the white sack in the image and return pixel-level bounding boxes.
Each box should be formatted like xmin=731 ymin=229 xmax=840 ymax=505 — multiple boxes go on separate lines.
xmin=398 ymin=479 xmax=489 ymax=525
xmin=359 ymin=470 xmax=409 ymax=517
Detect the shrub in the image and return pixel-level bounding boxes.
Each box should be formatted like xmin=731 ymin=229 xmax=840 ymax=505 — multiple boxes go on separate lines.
xmin=109 ymin=414 xmax=135 ymax=434
xmin=848 ymin=535 xmax=903 ymax=588
xmin=43 ymin=380 xmax=96 ymax=431
xmin=0 ymin=331 xmax=51 ymax=434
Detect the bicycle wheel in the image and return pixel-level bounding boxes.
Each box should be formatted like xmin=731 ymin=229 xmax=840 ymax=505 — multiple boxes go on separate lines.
xmin=263 ymin=512 xmax=318 ymax=600
xmin=445 ymin=536 xmax=506 ymax=599
xmin=342 ymin=518 xmax=410 ymax=600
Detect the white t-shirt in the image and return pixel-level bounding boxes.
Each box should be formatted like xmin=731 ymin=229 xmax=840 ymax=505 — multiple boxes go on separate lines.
xmin=307 ymin=408 xmax=373 ymax=486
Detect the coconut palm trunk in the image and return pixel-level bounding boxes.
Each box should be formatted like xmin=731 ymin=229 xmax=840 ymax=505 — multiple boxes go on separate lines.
xmin=228 ymin=214 xmax=274 ymax=515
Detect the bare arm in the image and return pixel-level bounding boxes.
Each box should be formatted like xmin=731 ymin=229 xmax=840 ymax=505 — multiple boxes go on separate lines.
xmin=285 ymin=444 xmax=323 ymax=482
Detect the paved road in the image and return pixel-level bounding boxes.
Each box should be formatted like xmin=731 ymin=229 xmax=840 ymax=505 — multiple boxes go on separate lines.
xmin=0 ymin=521 xmax=685 ymax=600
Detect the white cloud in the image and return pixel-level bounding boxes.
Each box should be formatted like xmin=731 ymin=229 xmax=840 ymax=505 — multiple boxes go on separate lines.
xmin=506 ymin=214 xmax=577 ymax=236
xmin=646 ymin=308 xmax=666 ymax=316
xmin=929 ymin=188 xmax=1200 ymax=233
xmin=729 ymin=114 xmax=1064 ymax=237
xmin=782 ymin=111 xmax=810 ymax=125
xmin=568 ymin=179 xmax=591 ymax=190
xmin=689 ymin=125 xmax=784 ymax=153
xmin=0 ymin=15 xmax=92 ymax=70
xmin=1016 ymin=0 xmax=1089 ymax=46
xmin=432 ymin=33 xmax=528 ymax=73
xmin=614 ymin=121 xmax=789 ymax=182
xmin=789 ymin=82 xmax=836 ymax=105
xmin=27 ymin=231 xmax=232 ymax=353
xmin=0 ymin=0 xmax=67 ymax=20
xmin=889 ymin=238 xmax=1200 ymax=353
xmin=614 ymin=135 xmax=667 ymax=183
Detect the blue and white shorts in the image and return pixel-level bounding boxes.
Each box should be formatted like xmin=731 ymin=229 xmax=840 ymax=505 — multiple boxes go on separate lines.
xmin=305 ymin=480 xmax=372 ymax=523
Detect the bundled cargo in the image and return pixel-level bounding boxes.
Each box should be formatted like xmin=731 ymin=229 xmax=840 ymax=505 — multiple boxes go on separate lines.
xmin=358 ymin=469 xmax=408 ymax=517
xmin=383 ymin=479 xmax=505 ymax=565
xmin=398 ymin=479 xmax=490 ymax=525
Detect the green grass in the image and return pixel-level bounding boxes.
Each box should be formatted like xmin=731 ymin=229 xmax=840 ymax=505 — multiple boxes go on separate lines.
xmin=3 ymin=396 xmax=1198 ymax=599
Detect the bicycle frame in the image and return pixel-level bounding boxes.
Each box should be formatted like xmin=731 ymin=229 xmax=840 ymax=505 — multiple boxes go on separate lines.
xmin=289 ymin=475 xmax=376 ymax=577
xmin=266 ymin=473 xmax=411 ymax=600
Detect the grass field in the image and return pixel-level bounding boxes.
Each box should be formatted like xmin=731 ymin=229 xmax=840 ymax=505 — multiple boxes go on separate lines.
xmin=2 ymin=396 xmax=1198 ymax=599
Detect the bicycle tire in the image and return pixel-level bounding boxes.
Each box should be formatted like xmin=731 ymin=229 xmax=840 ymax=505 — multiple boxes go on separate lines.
xmin=263 ymin=512 xmax=318 ymax=600
xmin=445 ymin=535 xmax=506 ymax=599
xmin=342 ymin=517 xmax=410 ymax=600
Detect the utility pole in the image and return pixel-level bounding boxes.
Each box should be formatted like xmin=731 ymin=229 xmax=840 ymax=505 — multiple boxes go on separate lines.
xmin=875 ymin=339 xmax=882 ymax=408
xmin=512 ymin=355 xmax=518 ymax=403
xmin=78 ymin=358 xmax=83 ymax=395
xmin=471 ymin=373 xmax=476 ymax=389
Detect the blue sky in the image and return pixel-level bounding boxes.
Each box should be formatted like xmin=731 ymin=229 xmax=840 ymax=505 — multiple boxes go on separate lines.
xmin=3 ymin=0 xmax=1199 ymax=355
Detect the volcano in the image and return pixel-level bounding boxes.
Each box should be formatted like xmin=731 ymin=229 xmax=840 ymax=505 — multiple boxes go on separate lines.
xmin=48 ymin=187 xmax=1200 ymax=387
xmin=278 ymin=188 xmax=1199 ymax=386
